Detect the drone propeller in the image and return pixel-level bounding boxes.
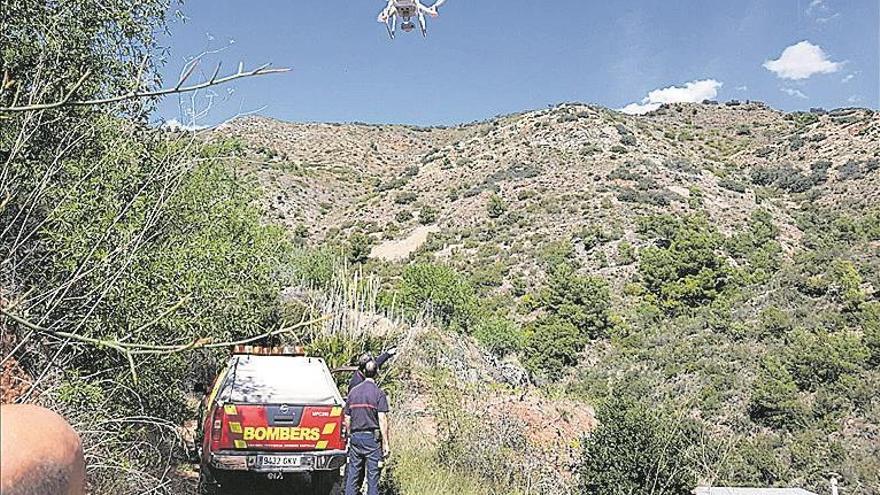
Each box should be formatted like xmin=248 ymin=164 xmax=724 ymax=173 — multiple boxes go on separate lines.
xmin=424 ymin=0 xmax=446 ymax=17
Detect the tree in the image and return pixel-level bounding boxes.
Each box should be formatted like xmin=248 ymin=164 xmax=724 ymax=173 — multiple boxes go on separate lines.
xmin=1 ymin=4 xmax=288 ymax=493
xmin=541 ymin=263 xmax=611 ymax=339
xmin=347 ymin=232 xmax=374 ymax=264
xmin=394 ymin=263 xmax=477 ymax=331
xmin=523 ymin=318 xmax=582 ymax=379
xmin=579 ymin=395 xmax=700 ymax=495
xmin=749 ymin=356 xmax=805 ymax=429
xmin=638 ymin=215 xmax=730 ymax=310
xmin=473 ymin=317 xmax=524 ymax=357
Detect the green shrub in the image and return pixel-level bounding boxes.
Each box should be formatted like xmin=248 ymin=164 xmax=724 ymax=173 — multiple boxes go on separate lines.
xmin=394 ymin=263 xmax=477 ymax=331
xmin=749 ymin=356 xmax=805 ymax=429
xmin=473 ymin=317 xmax=524 ymax=356
xmin=718 ymin=178 xmax=747 ymax=193
xmin=394 ymin=191 xmax=418 ymax=204
xmin=785 ymin=329 xmax=870 ymax=391
xmin=541 ymin=263 xmax=611 ymax=339
xmin=524 ymin=318 xmax=582 ymax=378
xmin=860 ymin=302 xmax=880 ymax=366
xmin=396 ymin=209 xmax=414 ymax=222
xmin=638 ymin=215 xmax=730 ymax=310
xmin=579 ymin=224 xmax=617 ymax=251
xmin=347 ymin=232 xmax=374 ymax=264
xmin=293 ymin=245 xmax=344 ymax=288
xmin=579 ymin=395 xmax=699 ymax=495
xmin=616 ymin=241 xmax=636 ymax=265
xmin=419 ymin=204 xmax=438 ymax=224
xmin=487 ymin=194 xmax=507 ymax=218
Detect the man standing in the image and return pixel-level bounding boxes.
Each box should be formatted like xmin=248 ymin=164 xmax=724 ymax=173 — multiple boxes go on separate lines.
xmin=348 ymin=347 xmax=397 ymax=391
xmin=344 ymin=360 xmax=390 ymax=495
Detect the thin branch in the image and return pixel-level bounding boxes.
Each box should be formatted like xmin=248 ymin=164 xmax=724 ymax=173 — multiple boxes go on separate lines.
xmin=0 ymin=64 xmax=291 ymax=113
xmin=1 ymin=306 xmax=328 ymax=383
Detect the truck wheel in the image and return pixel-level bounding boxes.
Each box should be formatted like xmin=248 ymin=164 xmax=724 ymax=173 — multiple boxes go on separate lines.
xmin=313 ymin=471 xmax=343 ymax=495
xmin=198 ymin=467 xmax=220 ymax=495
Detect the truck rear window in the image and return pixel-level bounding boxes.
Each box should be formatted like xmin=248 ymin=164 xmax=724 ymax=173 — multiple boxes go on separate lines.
xmin=219 ymin=355 xmax=343 ymax=405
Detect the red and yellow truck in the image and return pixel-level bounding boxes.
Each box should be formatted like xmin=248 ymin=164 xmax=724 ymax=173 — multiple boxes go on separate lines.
xmin=198 ymin=346 xmax=346 ymax=494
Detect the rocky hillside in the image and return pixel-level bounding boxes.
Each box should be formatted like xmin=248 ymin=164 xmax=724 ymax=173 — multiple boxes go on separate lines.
xmin=216 ymin=102 xmax=878 ymax=288
xmin=210 ymin=103 xmax=880 ymax=493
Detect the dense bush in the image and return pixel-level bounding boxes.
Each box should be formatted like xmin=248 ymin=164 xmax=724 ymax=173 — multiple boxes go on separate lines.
xmin=750 ymin=164 xmax=815 ymax=193
xmin=638 ymin=215 xmax=730 ymax=310
xmin=394 ymin=191 xmax=418 ymax=204
xmin=784 ymin=329 xmax=869 ymax=391
xmin=718 ymin=177 xmax=747 ymax=193
xmin=579 ymin=396 xmax=700 ymax=495
xmin=487 ymin=193 xmax=507 ymax=218
xmin=418 ymin=204 xmax=438 ymax=224
xmin=524 ymin=318 xmax=583 ymax=378
xmin=395 ymin=209 xmax=414 ymax=222
xmin=393 ymin=263 xmax=477 ymax=331
xmin=473 ymin=317 xmax=524 ymax=356
xmin=347 ymin=232 xmax=374 ymax=264
xmin=749 ymin=357 xmax=805 ymax=428
xmin=541 ymin=263 xmax=611 ymax=339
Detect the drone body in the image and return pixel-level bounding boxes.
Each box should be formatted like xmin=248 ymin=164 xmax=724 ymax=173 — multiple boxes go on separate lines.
xmin=376 ymin=0 xmax=448 ymax=39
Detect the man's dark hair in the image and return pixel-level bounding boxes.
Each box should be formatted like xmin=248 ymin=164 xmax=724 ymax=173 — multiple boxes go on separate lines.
xmin=363 ymin=360 xmax=378 ymax=379
xmin=357 ymin=352 xmax=374 ymax=369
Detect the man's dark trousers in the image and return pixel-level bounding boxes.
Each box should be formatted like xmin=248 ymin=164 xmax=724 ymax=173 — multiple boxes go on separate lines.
xmin=345 ymin=431 xmax=382 ymax=495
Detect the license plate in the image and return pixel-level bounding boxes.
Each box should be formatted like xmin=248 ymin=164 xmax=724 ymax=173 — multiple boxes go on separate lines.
xmin=259 ymin=455 xmax=302 ymax=468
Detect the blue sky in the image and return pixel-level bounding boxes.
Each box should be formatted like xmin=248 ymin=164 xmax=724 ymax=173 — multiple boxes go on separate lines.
xmin=155 ymin=0 xmax=879 ymax=127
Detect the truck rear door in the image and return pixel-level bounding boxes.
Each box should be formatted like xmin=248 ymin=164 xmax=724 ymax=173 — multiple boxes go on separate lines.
xmin=217 ymin=403 xmax=345 ymax=452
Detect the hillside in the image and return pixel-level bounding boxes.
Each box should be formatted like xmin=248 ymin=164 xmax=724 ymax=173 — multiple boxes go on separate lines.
xmin=212 ymin=102 xmax=880 ymax=494
xmin=217 ymin=102 xmax=878 ymax=280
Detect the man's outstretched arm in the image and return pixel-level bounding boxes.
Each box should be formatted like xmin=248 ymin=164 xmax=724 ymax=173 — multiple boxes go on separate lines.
xmin=375 ymin=347 xmax=398 ymax=368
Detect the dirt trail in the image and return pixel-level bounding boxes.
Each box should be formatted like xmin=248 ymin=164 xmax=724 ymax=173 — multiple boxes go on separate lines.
xmin=370 ymin=225 xmax=440 ymax=262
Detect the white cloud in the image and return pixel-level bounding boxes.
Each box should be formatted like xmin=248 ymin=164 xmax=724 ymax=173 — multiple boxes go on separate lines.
xmin=161 ymin=119 xmax=207 ymax=132
xmin=781 ymin=87 xmax=808 ymax=99
xmin=816 ymin=13 xmax=840 ymax=23
xmin=619 ymin=79 xmax=723 ymax=115
xmin=807 ymin=0 xmax=826 ymax=16
xmin=764 ymin=41 xmax=842 ymax=80
xmin=807 ymin=0 xmax=839 ymax=22
xmin=841 ymin=71 xmax=859 ymax=83
xmin=847 ymin=95 xmax=862 ymax=104
xmin=736 ymin=85 xmax=749 ymax=91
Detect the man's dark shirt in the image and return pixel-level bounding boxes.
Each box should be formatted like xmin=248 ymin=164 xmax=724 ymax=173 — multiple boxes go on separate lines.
xmin=344 ymin=379 xmax=389 ymax=432
xmin=348 ymin=351 xmax=392 ymax=390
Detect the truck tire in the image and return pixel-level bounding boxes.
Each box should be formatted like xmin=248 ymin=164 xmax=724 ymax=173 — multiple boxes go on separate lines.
xmin=197 ymin=467 xmax=220 ymax=495
xmin=313 ymin=471 xmax=343 ymax=495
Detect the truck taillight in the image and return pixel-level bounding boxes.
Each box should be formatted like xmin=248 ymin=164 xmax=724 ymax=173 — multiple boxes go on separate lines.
xmin=210 ymin=407 xmax=225 ymax=451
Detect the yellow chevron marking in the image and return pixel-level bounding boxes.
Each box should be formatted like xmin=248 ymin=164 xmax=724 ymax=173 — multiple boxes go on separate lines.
xmin=315 ymin=440 xmax=328 ymax=450
xmin=322 ymin=423 xmax=336 ymax=435
xmin=330 ymin=407 xmax=342 ymax=417
xmin=234 ymin=440 xmax=247 ymax=449
xmin=224 ymin=404 xmax=238 ymax=415
xmin=229 ymin=422 xmax=242 ymax=434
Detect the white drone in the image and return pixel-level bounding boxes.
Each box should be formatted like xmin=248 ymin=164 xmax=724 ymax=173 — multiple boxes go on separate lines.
xmin=376 ymin=0 xmax=448 ymax=39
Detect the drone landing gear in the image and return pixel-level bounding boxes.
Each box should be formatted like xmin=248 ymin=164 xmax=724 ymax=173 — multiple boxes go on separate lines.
xmin=418 ymin=12 xmax=427 ymax=37
xmin=385 ymin=13 xmax=397 ymax=39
